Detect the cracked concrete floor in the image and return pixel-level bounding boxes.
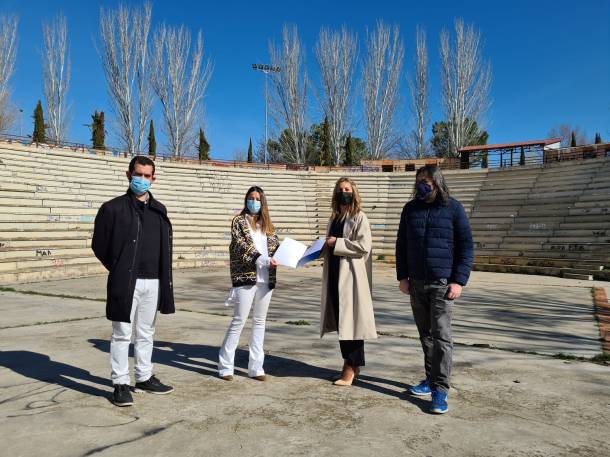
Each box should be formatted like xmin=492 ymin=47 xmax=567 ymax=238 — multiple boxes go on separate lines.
xmin=1 ymin=266 xmax=609 ymax=456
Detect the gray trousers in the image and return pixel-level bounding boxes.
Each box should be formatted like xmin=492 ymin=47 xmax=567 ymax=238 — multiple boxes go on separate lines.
xmin=409 ymin=278 xmax=453 ymax=393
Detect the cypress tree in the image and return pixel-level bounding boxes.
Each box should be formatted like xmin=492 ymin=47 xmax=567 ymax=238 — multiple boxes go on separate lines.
xmin=198 ymin=128 xmax=210 ymax=161
xmin=519 ymin=146 xmax=525 ymax=166
xmin=247 ymin=138 xmax=253 ymax=163
xmin=91 ymin=111 xmax=106 ymax=150
xmin=595 ymin=132 xmax=602 ymax=144
xmin=570 ymin=131 xmax=577 ymax=147
xmin=90 ymin=112 xmax=98 ymax=148
xmin=98 ymin=111 xmax=106 ymax=149
xmin=148 ymin=120 xmax=156 ymax=156
xmin=320 ymin=116 xmax=332 ymax=166
xmin=344 ymin=134 xmax=354 ymax=166
xmin=32 ymin=100 xmax=46 ymax=143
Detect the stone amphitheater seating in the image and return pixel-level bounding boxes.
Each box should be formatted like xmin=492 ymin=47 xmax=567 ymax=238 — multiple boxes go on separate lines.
xmin=0 ymin=141 xmax=608 ymax=283
xmin=471 ymin=157 xmax=610 ymax=280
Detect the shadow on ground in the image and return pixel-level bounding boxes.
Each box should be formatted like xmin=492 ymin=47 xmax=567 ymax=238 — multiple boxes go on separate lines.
xmin=88 ymin=339 xmax=431 ymax=412
xmin=0 ymin=350 xmax=110 ymax=402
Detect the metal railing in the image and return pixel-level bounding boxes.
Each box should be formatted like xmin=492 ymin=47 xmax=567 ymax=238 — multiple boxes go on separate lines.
xmin=1 ymin=132 xmax=608 ymax=173
xmin=465 ymin=144 xmax=610 ymax=170
xmin=0 ymin=133 xmax=388 ymax=172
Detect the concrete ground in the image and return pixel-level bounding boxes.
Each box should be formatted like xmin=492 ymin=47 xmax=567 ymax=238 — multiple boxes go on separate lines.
xmin=1 ymin=265 xmax=609 ymax=457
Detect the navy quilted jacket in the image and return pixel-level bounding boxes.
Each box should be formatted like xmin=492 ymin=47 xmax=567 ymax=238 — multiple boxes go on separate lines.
xmin=395 ymin=197 xmax=473 ymax=286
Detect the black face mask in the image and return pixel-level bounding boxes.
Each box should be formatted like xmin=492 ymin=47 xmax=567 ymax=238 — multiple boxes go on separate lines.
xmin=338 ymin=192 xmax=353 ymax=205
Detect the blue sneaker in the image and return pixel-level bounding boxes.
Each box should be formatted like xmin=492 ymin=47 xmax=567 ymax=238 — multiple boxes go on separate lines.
xmin=408 ymin=379 xmax=431 ymax=396
xmin=431 ymin=390 xmax=448 ymax=414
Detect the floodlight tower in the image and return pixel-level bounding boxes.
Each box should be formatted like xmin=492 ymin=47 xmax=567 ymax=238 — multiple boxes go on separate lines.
xmin=251 ymin=63 xmax=281 ymax=164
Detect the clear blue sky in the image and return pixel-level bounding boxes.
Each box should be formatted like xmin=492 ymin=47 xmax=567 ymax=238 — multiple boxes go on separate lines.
xmin=1 ymin=0 xmax=608 ymax=159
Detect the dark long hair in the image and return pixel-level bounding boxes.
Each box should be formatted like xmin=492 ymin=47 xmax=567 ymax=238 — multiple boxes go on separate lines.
xmin=241 ymin=186 xmax=275 ymax=235
xmin=412 ymin=165 xmax=450 ymax=204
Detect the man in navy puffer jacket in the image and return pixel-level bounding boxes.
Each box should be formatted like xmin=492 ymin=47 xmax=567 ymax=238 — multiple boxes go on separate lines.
xmin=396 ymin=165 xmax=473 ymax=414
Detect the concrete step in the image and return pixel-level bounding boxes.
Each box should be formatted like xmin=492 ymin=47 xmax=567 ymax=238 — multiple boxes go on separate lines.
xmin=473 ymin=262 xmax=562 ymax=277
xmin=474 ymin=255 xmax=606 ymax=270
xmin=561 ymin=272 xmax=593 ymax=280
xmin=474 ymin=247 xmax=609 ymax=262
xmin=0 ymin=263 xmax=106 ymax=283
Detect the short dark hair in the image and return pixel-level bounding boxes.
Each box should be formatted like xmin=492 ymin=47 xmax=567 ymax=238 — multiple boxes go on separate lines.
xmin=128 ymin=155 xmax=156 ymax=175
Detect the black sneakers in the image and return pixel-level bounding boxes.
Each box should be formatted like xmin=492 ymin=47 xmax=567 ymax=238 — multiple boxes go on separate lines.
xmin=112 ymin=376 xmax=172 ymax=406
xmin=134 ymin=375 xmax=174 ymax=395
xmin=112 ymin=384 xmax=134 ymax=407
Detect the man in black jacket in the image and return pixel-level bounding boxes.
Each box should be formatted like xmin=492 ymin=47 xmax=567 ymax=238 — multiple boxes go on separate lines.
xmin=92 ymin=155 xmax=175 ymax=406
xmin=396 ymin=165 xmax=473 ymax=415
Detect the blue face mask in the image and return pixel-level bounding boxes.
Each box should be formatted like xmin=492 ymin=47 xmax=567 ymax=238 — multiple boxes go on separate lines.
xmin=247 ymin=199 xmax=261 ymax=214
xmin=130 ymin=176 xmax=151 ymax=196
xmin=416 ymin=181 xmax=433 ymax=200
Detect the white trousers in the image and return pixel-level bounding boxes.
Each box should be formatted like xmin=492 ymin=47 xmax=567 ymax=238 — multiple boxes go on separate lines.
xmin=218 ymin=284 xmax=273 ymax=377
xmin=110 ymin=279 xmax=159 ymax=385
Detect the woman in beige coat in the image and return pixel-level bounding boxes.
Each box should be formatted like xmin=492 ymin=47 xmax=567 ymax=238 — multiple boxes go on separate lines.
xmin=321 ymin=177 xmax=377 ymax=386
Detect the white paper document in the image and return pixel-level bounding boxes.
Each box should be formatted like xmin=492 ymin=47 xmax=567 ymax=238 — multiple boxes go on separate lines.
xmin=272 ymin=237 xmax=325 ymax=268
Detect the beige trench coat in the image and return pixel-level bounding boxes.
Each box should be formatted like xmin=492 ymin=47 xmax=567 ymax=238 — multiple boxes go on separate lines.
xmin=320 ymin=211 xmax=378 ymax=340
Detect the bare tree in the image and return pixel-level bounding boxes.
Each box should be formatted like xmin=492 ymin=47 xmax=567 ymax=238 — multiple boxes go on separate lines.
xmin=254 ymin=136 xmax=282 ymax=163
xmin=268 ymin=24 xmax=308 ymax=164
xmin=42 ymin=15 xmax=70 ymax=144
xmin=548 ymin=124 xmax=588 ymax=147
xmin=254 ymin=137 xmax=266 ymax=163
xmin=232 ymin=148 xmax=247 ymax=162
xmin=0 ymin=15 xmax=18 ymax=134
xmin=98 ymin=3 xmax=153 ymax=154
xmin=0 ymin=97 xmax=16 ymax=134
xmin=406 ymin=26 xmax=429 ymax=158
xmin=151 ymin=25 xmax=212 ymax=157
xmin=315 ymin=26 xmax=357 ymax=165
xmin=362 ymin=21 xmax=404 ymax=160
xmin=439 ymin=19 xmax=491 ymax=156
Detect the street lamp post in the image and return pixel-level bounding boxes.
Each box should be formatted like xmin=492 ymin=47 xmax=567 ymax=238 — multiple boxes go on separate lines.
xmin=19 ymin=108 xmax=23 ymax=137
xmin=252 ymin=63 xmax=280 ymax=165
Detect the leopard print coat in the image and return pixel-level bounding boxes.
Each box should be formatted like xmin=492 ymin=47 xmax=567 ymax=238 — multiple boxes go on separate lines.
xmin=229 ymin=214 xmax=280 ymax=288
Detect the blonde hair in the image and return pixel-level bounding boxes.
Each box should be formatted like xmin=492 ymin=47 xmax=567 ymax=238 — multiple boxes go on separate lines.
xmin=331 ymin=177 xmax=361 ymax=220
xmin=241 ymin=186 xmax=275 ymax=235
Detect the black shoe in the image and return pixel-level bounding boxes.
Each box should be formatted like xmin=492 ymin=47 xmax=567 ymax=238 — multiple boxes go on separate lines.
xmin=134 ymin=375 xmax=174 ymax=395
xmin=112 ymin=384 xmax=134 ymax=406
